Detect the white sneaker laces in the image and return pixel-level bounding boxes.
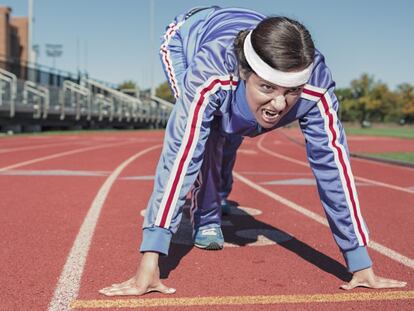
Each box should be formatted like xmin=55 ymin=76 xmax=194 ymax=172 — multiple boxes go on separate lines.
xmin=201 ymin=228 xmax=218 ymax=236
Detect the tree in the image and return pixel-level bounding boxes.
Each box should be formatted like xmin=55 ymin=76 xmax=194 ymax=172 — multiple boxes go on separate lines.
xmin=370 ymin=83 xmax=399 ymax=122
xmin=397 ymin=83 xmax=414 ymax=122
xmin=347 ymin=74 xmax=400 ymax=124
xmin=155 ymin=81 xmax=175 ymax=103
xmin=335 ymin=87 xmax=358 ymax=122
xmin=349 ymin=74 xmax=376 ymax=124
xmin=118 ymin=80 xmax=138 ymax=90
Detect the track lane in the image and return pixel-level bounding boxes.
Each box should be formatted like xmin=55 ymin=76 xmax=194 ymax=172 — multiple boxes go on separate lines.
xmin=0 ymin=141 xmax=140 ymax=172
xmin=0 ymin=141 xmax=94 ymax=154
xmin=77 ymin=143 xmax=351 ymax=303
xmin=0 ymin=142 xmax=101 ymax=168
xmin=74 ymin=132 xmax=412 ymax=310
xmin=277 ymin=128 xmax=414 ymax=187
xmin=253 ymin=133 xmax=414 ymax=259
xmin=0 ymin=135 xmax=162 ymax=311
xmin=1 ymin=130 xmax=412 ymax=311
xmin=258 ymin=131 xmax=414 ymax=192
xmin=76 ymin=145 xmax=164 ymax=302
xmin=0 ymin=135 xmax=80 ymax=148
xmin=0 ymin=175 xmax=105 ymax=311
xmin=48 ymin=144 xmax=162 ymax=311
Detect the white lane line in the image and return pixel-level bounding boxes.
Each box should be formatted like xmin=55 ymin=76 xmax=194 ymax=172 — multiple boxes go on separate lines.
xmin=233 ymin=171 xmax=414 ymax=270
xmin=352 ymin=156 xmax=414 ymax=171
xmin=0 ymin=169 xmax=110 ymax=176
xmin=0 ymin=141 xmax=133 ymax=172
xmin=238 ymin=149 xmax=258 ymax=155
xmin=120 ymin=175 xmax=155 ymax=180
xmin=0 ymin=141 xmax=84 ymax=154
xmin=279 ymin=129 xmax=414 ymax=172
xmin=352 ymin=176 xmax=414 ymax=194
xmin=234 ymin=172 xmax=329 ymax=227
xmin=257 ymin=135 xmax=414 ymax=194
xmin=238 ymin=171 xmax=312 ymax=176
xmin=47 ymin=144 xmax=162 ymax=311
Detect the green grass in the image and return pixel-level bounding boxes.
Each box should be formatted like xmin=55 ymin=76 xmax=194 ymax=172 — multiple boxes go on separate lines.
xmin=345 ymin=126 xmax=414 ymax=139
xmin=361 ymin=152 xmax=414 ymax=164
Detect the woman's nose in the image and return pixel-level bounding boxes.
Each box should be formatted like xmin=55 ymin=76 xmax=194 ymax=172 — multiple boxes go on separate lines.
xmin=271 ymin=95 xmax=287 ymax=111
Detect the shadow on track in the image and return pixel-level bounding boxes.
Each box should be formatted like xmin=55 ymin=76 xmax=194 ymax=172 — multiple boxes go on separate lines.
xmin=160 ymin=200 xmax=352 ymax=282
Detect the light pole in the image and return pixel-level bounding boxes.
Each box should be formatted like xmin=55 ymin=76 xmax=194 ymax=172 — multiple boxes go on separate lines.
xmin=45 ymin=44 xmax=63 ymax=71
xmin=28 ymin=0 xmax=35 ymax=64
xmin=28 ymin=0 xmax=36 ymax=81
xmin=149 ymin=0 xmax=154 ymax=96
xmin=32 ymin=44 xmax=39 ymax=62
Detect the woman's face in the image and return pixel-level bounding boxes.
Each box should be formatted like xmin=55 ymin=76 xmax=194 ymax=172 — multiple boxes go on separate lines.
xmin=243 ymin=72 xmax=304 ymax=129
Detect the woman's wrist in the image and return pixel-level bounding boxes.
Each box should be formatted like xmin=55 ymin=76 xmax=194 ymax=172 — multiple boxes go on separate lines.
xmin=342 ymin=246 xmax=372 ymax=272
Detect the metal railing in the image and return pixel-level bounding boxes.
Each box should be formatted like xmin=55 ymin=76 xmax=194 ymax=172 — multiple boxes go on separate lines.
xmin=23 ymin=81 xmax=50 ymax=119
xmin=0 ymin=68 xmax=17 ymax=117
xmin=81 ymin=78 xmax=144 ymax=123
xmin=151 ymin=95 xmax=174 ymax=125
xmin=62 ymin=80 xmax=91 ymax=120
xmin=0 ymin=67 xmax=174 ymax=131
xmin=94 ymin=93 xmax=114 ymax=121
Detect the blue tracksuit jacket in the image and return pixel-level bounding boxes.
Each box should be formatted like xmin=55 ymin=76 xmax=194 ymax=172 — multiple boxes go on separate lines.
xmin=140 ymin=6 xmax=371 ymax=272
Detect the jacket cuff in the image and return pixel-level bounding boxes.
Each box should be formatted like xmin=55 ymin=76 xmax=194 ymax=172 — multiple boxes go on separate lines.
xmin=140 ymin=227 xmax=172 ymax=256
xmin=342 ymin=246 xmax=372 ymax=272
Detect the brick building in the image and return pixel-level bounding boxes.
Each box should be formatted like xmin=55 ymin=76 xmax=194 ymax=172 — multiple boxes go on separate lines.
xmin=0 ymin=6 xmax=28 ymax=64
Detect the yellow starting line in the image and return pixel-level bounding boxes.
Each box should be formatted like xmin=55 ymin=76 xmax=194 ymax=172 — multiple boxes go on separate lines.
xmin=71 ymin=291 xmax=414 ymax=309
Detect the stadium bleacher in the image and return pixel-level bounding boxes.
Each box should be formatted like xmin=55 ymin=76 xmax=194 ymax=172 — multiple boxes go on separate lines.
xmin=0 ymin=59 xmax=173 ymax=133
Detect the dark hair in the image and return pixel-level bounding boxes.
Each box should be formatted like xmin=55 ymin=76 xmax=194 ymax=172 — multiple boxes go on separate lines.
xmin=234 ymin=17 xmax=315 ymax=76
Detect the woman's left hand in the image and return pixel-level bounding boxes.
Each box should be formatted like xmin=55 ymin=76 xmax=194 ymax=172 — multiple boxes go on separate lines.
xmin=341 ymin=267 xmax=407 ymax=290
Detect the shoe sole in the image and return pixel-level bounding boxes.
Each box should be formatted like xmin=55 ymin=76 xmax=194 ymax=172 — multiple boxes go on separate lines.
xmin=194 ymin=242 xmax=223 ymax=250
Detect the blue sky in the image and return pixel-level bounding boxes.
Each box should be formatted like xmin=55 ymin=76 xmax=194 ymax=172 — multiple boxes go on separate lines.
xmin=3 ymin=0 xmax=414 ymax=90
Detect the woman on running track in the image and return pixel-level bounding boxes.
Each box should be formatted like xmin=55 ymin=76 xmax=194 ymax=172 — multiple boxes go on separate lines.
xmin=100 ymin=6 xmax=406 ymax=296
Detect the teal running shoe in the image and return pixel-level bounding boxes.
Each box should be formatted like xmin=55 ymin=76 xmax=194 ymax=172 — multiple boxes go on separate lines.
xmin=194 ymin=227 xmax=224 ymax=250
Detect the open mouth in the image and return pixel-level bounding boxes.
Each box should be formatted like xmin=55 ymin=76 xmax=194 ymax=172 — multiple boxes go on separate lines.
xmin=261 ymin=108 xmax=281 ymax=123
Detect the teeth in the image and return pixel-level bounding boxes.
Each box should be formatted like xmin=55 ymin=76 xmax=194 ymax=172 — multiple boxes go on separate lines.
xmin=263 ymin=109 xmax=279 ymax=118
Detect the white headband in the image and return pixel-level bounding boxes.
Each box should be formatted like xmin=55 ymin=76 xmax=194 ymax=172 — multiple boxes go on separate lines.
xmin=243 ymin=31 xmax=313 ymax=87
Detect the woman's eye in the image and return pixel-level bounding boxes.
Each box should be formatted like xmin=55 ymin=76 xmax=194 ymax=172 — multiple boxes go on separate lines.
xmin=286 ymin=87 xmax=301 ymax=95
xmin=260 ymin=84 xmax=273 ymax=91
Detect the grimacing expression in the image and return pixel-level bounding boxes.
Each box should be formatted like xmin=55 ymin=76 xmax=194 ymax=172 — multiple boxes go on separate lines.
xmin=242 ymin=72 xmax=304 ymax=129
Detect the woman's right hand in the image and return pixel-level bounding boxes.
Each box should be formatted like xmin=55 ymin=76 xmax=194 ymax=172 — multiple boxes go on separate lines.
xmin=99 ymin=252 xmax=176 ymax=296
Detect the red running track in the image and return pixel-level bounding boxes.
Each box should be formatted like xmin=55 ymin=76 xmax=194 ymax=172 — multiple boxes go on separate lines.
xmin=0 ymin=130 xmax=413 ymax=311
